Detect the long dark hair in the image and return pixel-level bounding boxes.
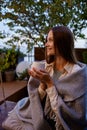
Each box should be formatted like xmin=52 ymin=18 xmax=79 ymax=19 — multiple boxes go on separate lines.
xmin=45 ymin=25 xmax=77 ymax=64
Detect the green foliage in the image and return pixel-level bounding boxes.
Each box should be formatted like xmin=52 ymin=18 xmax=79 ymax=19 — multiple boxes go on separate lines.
xmin=0 ymin=53 xmax=5 ymax=71
xmin=0 ymin=46 xmax=17 ymax=71
xmin=0 ymin=0 xmax=87 ymax=48
xmin=83 ymin=51 xmax=87 ymax=64
xmin=0 ymin=46 xmax=26 ymax=72
xmin=17 ymin=69 xmax=29 ymax=80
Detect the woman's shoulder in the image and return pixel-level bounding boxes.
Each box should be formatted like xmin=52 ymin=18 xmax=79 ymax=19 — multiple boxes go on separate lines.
xmin=72 ymin=62 xmax=87 ymax=73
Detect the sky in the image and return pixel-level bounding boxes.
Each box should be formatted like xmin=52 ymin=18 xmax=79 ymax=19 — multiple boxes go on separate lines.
xmin=74 ymin=28 xmax=87 ymax=48
xmin=0 ymin=21 xmax=87 ymax=51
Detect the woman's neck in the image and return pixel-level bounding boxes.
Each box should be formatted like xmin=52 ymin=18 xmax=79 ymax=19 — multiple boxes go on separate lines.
xmin=55 ymin=56 xmax=67 ymax=72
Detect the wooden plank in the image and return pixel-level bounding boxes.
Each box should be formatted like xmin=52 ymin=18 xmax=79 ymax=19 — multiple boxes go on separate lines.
xmin=0 ymin=80 xmax=27 ymax=104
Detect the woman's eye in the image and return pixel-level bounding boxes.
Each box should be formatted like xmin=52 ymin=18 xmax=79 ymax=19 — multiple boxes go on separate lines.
xmin=49 ymin=39 xmax=53 ymax=42
xmin=48 ymin=38 xmax=53 ymax=42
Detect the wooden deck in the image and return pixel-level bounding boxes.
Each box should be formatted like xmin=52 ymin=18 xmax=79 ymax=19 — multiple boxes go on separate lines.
xmin=0 ymin=80 xmax=28 ymax=130
xmin=0 ymin=80 xmax=28 ymax=104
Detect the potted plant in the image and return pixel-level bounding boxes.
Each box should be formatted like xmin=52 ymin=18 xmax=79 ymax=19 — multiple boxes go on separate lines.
xmin=0 ymin=46 xmax=17 ymax=82
xmin=0 ymin=46 xmax=26 ymax=82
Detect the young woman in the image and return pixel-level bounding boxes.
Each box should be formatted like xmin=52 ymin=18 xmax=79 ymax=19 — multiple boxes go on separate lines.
xmin=2 ymin=26 xmax=87 ymax=130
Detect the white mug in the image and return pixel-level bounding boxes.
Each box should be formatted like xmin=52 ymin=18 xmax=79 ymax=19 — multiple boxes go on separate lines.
xmin=30 ymin=61 xmax=45 ymax=71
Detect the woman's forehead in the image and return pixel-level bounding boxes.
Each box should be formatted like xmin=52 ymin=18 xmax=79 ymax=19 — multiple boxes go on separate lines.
xmin=47 ymin=30 xmax=53 ymax=38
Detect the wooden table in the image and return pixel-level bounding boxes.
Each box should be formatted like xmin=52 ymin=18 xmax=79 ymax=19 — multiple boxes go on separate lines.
xmin=0 ymin=80 xmax=28 ymax=104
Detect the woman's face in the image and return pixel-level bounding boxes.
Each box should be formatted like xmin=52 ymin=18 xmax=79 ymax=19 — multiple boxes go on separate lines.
xmin=45 ymin=30 xmax=55 ymax=56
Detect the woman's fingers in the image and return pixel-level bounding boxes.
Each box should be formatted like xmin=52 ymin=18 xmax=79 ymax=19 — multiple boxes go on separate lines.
xmin=28 ymin=68 xmax=42 ymax=78
xmin=28 ymin=67 xmax=53 ymax=87
xmin=28 ymin=67 xmax=51 ymax=84
xmin=33 ymin=67 xmax=48 ymax=74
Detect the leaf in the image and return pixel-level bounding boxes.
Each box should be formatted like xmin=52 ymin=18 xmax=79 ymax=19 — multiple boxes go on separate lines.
xmin=0 ymin=0 xmax=87 ymax=49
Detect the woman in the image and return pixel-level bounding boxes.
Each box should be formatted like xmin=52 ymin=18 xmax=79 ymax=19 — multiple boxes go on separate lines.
xmin=2 ymin=26 xmax=87 ymax=130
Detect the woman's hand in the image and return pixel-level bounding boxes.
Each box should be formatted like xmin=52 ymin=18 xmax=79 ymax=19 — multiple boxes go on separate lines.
xmin=28 ymin=67 xmax=54 ymax=88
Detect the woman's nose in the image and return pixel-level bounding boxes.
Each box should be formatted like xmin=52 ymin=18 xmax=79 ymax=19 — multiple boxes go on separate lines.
xmin=45 ymin=42 xmax=48 ymax=47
